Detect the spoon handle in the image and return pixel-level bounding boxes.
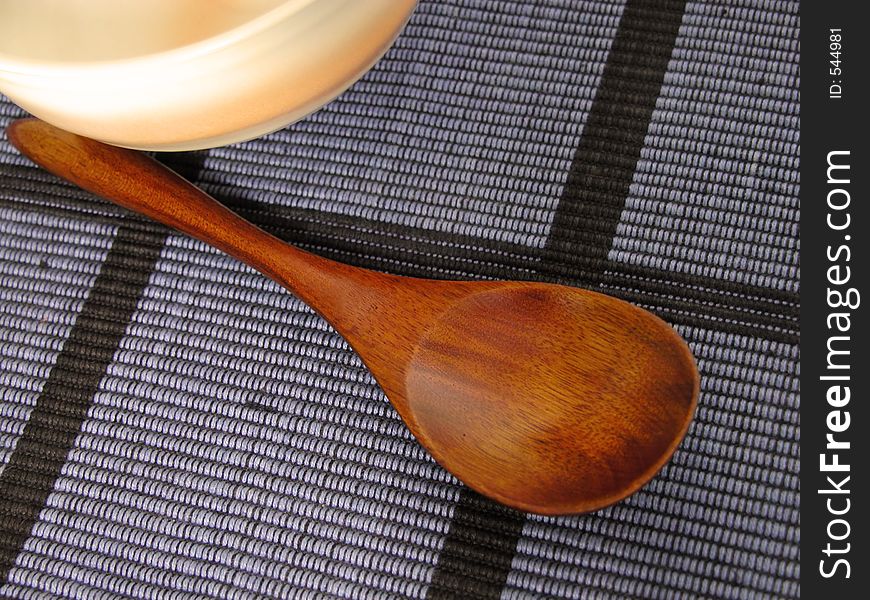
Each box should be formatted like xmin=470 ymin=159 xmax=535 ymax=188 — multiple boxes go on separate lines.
xmin=7 ymin=118 xmax=356 ymax=308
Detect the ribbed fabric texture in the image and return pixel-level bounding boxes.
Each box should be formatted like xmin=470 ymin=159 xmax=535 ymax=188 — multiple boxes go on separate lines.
xmin=0 ymin=0 xmax=799 ymax=598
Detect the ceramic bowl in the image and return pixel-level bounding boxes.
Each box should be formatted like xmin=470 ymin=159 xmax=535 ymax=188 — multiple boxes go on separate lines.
xmin=0 ymin=0 xmax=417 ymax=150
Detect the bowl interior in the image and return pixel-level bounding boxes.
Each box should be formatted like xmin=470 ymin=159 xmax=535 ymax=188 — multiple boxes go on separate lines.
xmin=0 ymin=0 xmax=290 ymax=64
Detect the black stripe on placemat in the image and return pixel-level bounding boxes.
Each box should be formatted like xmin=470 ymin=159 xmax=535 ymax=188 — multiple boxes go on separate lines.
xmin=0 ymin=190 xmax=801 ymax=344
xmin=0 ymin=223 xmax=167 ymax=584
xmin=0 ymin=153 xmax=203 ymax=585
xmin=424 ymin=1 xmax=689 ymax=598
xmin=542 ymin=0 xmax=689 ymax=277
xmin=426 ymin=491 xmax=526 ymax=600
xmin=0 ymin=150 xmax=800 ymax=343
xmin=231 ymin=203 xmax=798 ymax=342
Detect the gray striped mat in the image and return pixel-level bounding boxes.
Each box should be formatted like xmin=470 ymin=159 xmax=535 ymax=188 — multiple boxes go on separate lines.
xmin=1 ymin=0 xmax=799 ymax=597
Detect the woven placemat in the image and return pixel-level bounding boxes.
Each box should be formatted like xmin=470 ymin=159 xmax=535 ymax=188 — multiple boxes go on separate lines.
xmin=0 ymin=0 xmax=799 ymax=597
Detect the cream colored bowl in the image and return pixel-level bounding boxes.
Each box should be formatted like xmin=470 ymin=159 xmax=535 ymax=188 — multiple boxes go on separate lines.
xmin=0 ymin=0 xmax=417 ymax=150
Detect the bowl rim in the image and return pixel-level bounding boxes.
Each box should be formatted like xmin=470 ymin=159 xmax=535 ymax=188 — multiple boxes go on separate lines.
xmin=0 ymin=0 xmax=320 ymax=75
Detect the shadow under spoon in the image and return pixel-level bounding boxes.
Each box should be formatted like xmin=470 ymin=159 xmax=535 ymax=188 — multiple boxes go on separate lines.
xmin=7 ymin=118 xmax=699 ymax=515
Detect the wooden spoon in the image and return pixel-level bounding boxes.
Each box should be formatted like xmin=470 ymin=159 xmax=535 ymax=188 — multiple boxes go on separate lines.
xmin=7 ymin=118 xmax=699 ymax=515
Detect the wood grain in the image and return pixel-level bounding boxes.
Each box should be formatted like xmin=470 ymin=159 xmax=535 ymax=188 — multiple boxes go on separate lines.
xmin=8 ymin=118 xmax=699 ymax=515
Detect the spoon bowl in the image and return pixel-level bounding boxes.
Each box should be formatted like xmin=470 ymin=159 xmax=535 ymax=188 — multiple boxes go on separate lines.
xmin=7 ymin=118 xmax=699 ymax=515
xmin=391 ymin=281 xmax=697 ymax=514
